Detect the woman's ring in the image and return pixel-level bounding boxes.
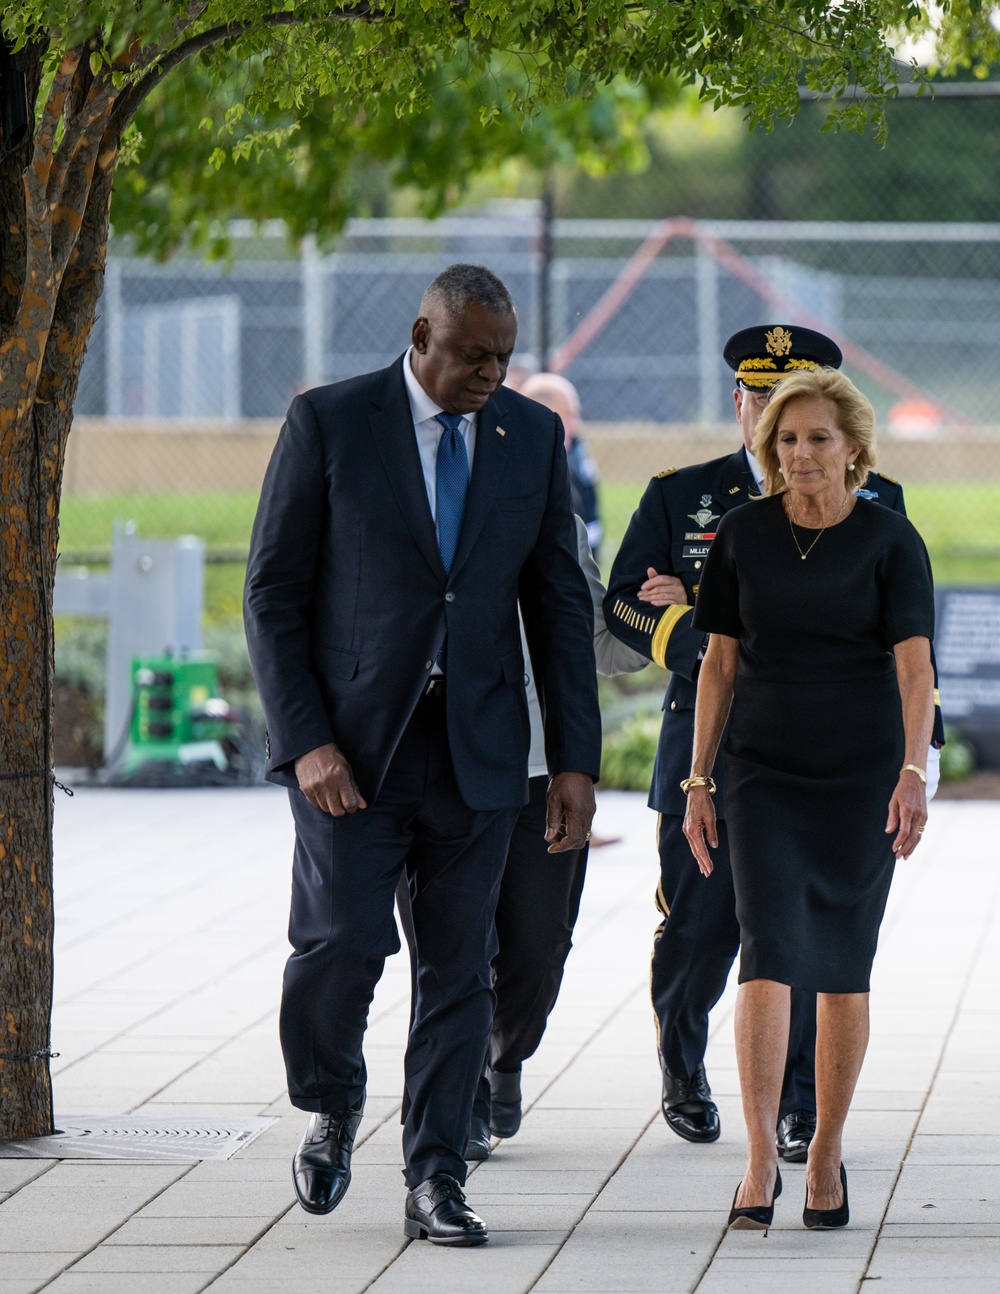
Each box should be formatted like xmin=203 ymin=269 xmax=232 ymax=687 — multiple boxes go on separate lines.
xmin=585 ymin=831 xmax=592 ymax=840
xmin=917 ymin=827 xmax=925 ymax=834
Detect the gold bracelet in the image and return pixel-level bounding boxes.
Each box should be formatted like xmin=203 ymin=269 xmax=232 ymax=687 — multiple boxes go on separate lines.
xmin=900 ymin=763 xmax=927 ymax=785
xmin=680 ymin=775 xmax=717 ymax=795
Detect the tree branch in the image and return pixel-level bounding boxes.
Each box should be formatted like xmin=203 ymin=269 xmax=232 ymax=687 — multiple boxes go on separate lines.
xmin=31 ymin=51 xmax=81 ymax=193
xmin=111 ymin=6 xmax=378 ymax=132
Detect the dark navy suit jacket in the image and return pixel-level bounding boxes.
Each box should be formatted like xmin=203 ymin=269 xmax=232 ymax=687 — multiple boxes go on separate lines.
xmin=603 ymin=447 xmax=928 ymax=820
xmin=244 ymin=357 xmax=602 ymax=812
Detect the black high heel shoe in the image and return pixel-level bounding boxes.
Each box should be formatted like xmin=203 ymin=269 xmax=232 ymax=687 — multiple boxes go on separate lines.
xmin=727 ymin=1166 xmax=782 ymax=1232
xmin=803 ymin=1162 xmax=849 ymax=1230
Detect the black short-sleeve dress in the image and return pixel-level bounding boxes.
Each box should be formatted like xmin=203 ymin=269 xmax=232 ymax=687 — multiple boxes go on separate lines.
xmin=692 ymin=494 xmax=934 ymax=993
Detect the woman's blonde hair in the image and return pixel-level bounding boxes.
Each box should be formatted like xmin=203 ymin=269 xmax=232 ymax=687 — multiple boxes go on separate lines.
xmin=751 ymin=368 xmax=877 ymax=497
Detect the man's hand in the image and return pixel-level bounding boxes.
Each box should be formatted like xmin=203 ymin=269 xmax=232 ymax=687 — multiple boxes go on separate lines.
xmin=295 ymin=743 xmax=368 ymax=817
xmin=545 ymin=772 xmax=597 ymax=854
xmin=638 ymin=567 xmax=688 ymax=608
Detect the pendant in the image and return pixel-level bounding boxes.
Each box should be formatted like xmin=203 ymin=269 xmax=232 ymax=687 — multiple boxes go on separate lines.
xmin=801 ymin=554 xmax=807 ymax=560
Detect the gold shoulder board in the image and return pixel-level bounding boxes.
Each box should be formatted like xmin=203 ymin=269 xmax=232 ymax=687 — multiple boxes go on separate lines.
xmin=879 ymin=473 xmax=899 ymax=485
xmin=657 ymin=468 xmax=678 ymax=478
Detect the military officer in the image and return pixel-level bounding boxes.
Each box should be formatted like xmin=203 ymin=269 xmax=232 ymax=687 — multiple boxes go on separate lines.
xmin=604 ymin=324 xmax=944 ymax=1160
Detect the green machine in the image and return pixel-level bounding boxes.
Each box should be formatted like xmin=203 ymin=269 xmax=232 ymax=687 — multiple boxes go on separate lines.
xmin=123 ymin=653 xmax=244 ymax=781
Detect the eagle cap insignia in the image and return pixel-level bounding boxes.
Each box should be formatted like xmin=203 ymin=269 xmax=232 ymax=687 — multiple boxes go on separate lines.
xmin=765 ymin=326 xmax=793 ymax=357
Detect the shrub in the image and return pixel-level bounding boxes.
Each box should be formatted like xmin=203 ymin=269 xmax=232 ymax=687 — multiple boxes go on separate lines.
xmin=601 ymin=715 xmax=660 ymax=791
xmin=940 ymin=727 xmax=976 ymax=782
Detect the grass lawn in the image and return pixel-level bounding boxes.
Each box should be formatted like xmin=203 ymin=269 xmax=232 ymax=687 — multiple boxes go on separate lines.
xmin=59 ymin=490 xmax=262 ymax=552
xmin=57 ymin=481 xmax=1000 ymax=626
xmin=600 ymin=480 xmax=1000 ymax=587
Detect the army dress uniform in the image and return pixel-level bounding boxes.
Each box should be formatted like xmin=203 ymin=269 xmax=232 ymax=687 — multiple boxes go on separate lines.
xmin=603 ymin=447 xmax=930 ymax=1136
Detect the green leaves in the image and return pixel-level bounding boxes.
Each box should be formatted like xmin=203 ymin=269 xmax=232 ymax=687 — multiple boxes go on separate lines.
xmin=13 ymin=0 xmax=996 ymax=256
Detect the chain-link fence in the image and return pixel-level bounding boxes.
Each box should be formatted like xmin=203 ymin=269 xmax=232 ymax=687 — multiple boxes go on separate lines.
xmin=64 ymin=211 xmax=1000 ymax=571
xmin=78 ymin=213 xmax=1000 ymax=427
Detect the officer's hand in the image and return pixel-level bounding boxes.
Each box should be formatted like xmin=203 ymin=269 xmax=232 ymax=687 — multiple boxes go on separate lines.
xmin=683 ymin=788 xmax=718 ymax=877
xmin=638 ymin=568 xmax=688 ymax=608
xmin=885 ymin=772 xmax=927 ymax=860
xmin=295 ymin=743 xmax=368 ymax=817
xmin=545 ymin=772 xmax=596 ymax=854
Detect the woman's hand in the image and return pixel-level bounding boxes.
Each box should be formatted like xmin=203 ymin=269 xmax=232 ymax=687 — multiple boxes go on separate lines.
xmin=683 ymin=787 xmax=719 ymax=877
xmin=638 ymin=567 xmax=688 ymax=607
xmin=885 ymin=773 xmax=928 ymax=860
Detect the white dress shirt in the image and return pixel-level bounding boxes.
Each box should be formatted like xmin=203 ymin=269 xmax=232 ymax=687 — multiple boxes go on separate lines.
xmin=745 ymin=446 xmax=765 ymax=493
xmin=402 ymin=347 xmax=478 ymax=677
xmin=402 ymin=346 xmax=477 ymax=523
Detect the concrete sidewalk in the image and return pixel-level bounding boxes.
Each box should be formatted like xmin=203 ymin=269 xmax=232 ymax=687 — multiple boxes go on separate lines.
xmin=1 ymin=788 xmax=998 ymax=1293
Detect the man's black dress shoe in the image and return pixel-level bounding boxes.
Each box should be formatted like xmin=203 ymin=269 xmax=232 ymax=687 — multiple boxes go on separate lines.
xmin=488 ymin=1067 xmax=522 ymax=1139
xmin=404 ymin=1173 xmax=488 ymax=1246
xmin=292 ymin=1103 xmax=364 ymax=1215
xmin=777 ymin=1110 xmax=816 ymax=1163
xmin=661 ymin=1060 xmax=721 ymax=1143
xmin=728 ymin=1167 xmax=782 ymax=1233
xmin=803 ymin=1162 xmax=849 ymax=1230
xmin=464 ymin=1115 xmax=492 ymax=1161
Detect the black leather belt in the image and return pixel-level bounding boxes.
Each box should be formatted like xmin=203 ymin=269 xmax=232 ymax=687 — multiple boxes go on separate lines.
xmin=422 ymin=676 xmax=446 ymax=700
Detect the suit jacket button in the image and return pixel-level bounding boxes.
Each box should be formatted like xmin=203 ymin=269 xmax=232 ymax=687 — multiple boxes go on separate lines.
xmin=445 ymin=592 xmax=456 ymax=602
xmin=670 ymin=701 xmax=677 ymax=711
xmin=425 ymin=660 xmax=433 ymax=670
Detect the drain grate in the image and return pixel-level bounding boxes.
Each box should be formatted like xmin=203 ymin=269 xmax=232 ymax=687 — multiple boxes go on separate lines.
xmin=0 ymin=1115 xmax=277 ymax=1161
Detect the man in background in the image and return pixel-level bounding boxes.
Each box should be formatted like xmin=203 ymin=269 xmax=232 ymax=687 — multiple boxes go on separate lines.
xmin=522 ymin=372 xmax=603 ymax=557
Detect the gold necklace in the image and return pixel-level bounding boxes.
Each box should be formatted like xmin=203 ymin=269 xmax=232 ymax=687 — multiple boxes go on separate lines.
xmin=786 ymin=492 xmax=849 ymax=561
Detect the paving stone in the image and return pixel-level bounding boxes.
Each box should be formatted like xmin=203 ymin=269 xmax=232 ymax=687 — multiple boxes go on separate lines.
xmin=104 ymin=1216 xmax=278 ymax=1247
xmin=134 ymin=1180 xmax=294 ymax=1218
xmin=0 ymin=1254 xmax=80 ymax=1279
xmin=43 ymin=1274 xmax=209 ymax=1293
xmin=0 ymin=1162 xmax=55 ymax=1193
xmin=866 ymin=1235 xmax=1000 ymax=1278
xmin=366 ymin=1237 xmax=558 ymax=1293
xmin=71 ymin=1245 xmax=244 ymax=1272
xmin=0 ymin=1163 xmax=188 ymax=1252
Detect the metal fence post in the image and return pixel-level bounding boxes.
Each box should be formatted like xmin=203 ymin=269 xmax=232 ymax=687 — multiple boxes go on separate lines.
xmin=696 ymin=242 xmax=720 ymax=425
xmin=104 ymin=258 xmax=123 ymax=416
xmin=301 ymin=234 xmax=325 ymax=389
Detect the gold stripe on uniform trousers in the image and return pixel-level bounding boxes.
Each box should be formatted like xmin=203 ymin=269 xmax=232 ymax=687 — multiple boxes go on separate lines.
xmin=651 ymin=814 xmax=667 ymax=1051
xmin=650 ymin=604 xmax=694 ymax=669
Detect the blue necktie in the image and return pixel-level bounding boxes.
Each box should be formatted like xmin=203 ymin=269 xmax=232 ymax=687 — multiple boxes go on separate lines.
xmin=434 ymin=413 xmax=469 ymax=574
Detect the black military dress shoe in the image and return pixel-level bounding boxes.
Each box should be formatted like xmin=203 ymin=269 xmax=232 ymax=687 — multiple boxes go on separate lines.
xmin=404 ymin=1173 xmax=488 ymax=1246
xmin=661 ymin=1060 xmax=721 ymax=1143
xmin=292 ymin=1102 xmax=364 ymax=1215
xmin=488 ymin=1067 xmax=522 ymax=1139
xmin=464 ymin=1115 xmax=492 ymax=1161
xmin=777 ymin=1110 xmax=817 ymax=1163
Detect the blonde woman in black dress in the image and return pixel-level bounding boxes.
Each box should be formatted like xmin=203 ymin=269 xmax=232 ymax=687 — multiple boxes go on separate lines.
xmin=683 ymin=369 xmax=934 ymax=1231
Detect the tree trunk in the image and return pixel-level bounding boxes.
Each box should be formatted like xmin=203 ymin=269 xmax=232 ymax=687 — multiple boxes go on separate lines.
xmin=0 ymin=87 xmax=116 ymax=1138
xmin=0 ymin=392 xmax=58 ymax=1138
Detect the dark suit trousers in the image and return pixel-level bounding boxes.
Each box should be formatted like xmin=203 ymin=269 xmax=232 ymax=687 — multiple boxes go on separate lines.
xmin=280 ymin=690 xmax=518 ymax=1188
xmin=399 ymin=774 xmax=588 ymax=1125
xmin=652 ymin=813 xmax=817 ymax=1119
xmin=489 ymin=774 xmax=588 ymax=1073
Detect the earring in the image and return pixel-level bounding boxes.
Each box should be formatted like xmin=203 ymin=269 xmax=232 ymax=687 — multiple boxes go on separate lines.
xmin=848 ymin=463 xmax=856 ymax=471
xmin=778 ymin=468 xmax=784 ymax=475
